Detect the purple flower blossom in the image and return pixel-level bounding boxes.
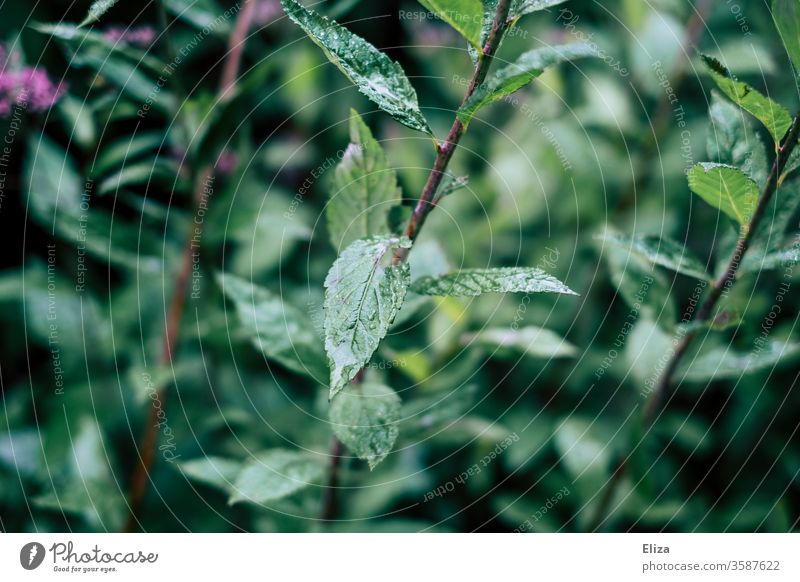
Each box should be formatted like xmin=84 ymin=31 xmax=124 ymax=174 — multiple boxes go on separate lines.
xmin=253 ymin=0 xmax=282 ymax=27
xmin=0 ymin=67 xmax=66 ymax=117
xmin=103 ymin=26 xmax=157 ymax=47
xmin=215 ymin=150 xmax=238 ymax=175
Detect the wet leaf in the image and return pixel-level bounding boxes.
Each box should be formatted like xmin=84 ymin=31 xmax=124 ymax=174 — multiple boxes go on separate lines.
xmin=282 ymin=0 xmax=431 ymax=133
xmin=410 ymin=267 xmax=577 ymax=296
xmin=330 ymin=383 xmax=401 ymax=469
xmin=324 ymin=236 xmax=412 ymax=397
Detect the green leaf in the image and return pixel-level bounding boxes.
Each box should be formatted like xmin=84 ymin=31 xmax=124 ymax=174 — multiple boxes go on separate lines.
xmin=229 ymin=449 xmax=325 ymax=505
xmin=459 ymin=43 xmax=594 ymax=127
xmin=179 ymin=457 xmax=241 ymax=494
xmin=773 ymin=0 xmax=800 ymax=74
xmin=32 ymin=419 xmax=126 ymax=530
xmin=401 ymin=384 xmax=479 ymax=436
xmin=26 ymin=135 xmax=168 ymax=271
xmin=463 ymin=326 xmax=577 ymax=358
xmin=701 ymin=54 xmax=792 ymax=144
xmin=330 ymin=383 xmax=401 ymax=469
xmin=678 ymin=309 xmax=742 ymax=334
xmin=80 ymin=0 xmax=119 ymax=26
xmin=96 ymin=158 xmax=186 ymax=195
xmin=26 ymin=134 xmax=84 ymax=232
xmin=327 ymin=111 xmax=402 ymax=250
xmin=600 ymin=237 xmax=677 ymax=326
xmin=513 ymin=0 xmax=569 ymax=18
xmin=57 ymin=94 xmax=97 ymax=149
xmin=164 ymin=0 xmax=234 ymax=35
xmin=596 ymin=230 xmax=712 ymax=281
xmin=748 ymin=178 xmax=800 ymax=264
xmin=687 ymin=163 xmax=760 ymax=228
xmin=553 ymin=417 xmax=611 ymax=484
xmin=281 ymin=0 xmax=431 ymax=133
xmin=91 ymin=132 xmax=164 ymax=178
xmin=409 ymin=267 xmax=577 ymax=296
xmin=324 ymin=236 xmax=412 ymax=397
xmin=680 ymin=341 xmax=800 ymax=382
xmin=218 ymin=273 xmax=328 ymax=380
xmin=707 ymin=90 xmax=769 ymax=188
xmin=418 ymin=0 xmax=484 ymax=49
xmin=436 ymin=173 xmax=469 ymax=200
xmin=625 ymin=319 xmax=675 ymax=385
xmin=740 ymin=239 xmax=800 ymax=274
xmin=468 ymin=0 xmax=499 ymax=63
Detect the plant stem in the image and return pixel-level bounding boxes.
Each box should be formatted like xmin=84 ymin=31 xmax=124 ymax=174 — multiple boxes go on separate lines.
xmin=124 ymin=0 xmax=259 ymax=532
xmin=318 ymin=0 xmax=513 ymax=521
xmin=220 ymin=0 xmax=257 ymax=99
xmin=320 ymin=438 xmax=344 ymax=522
xmin=590 ymin=113 xmax=800 ymax=530
xmin=646 ymin=113 xmax=800 ymax=423
xmin=125 ymin=167 xmax=213 ymax=532
xmin=393 ymin=0 xmax=513 ymax=264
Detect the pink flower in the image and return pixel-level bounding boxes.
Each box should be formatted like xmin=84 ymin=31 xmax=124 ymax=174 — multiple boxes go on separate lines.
xmin=0 ymin=67 xmax=66 ymax=117
xmin=103 ymin=26 xmax=157 ymax=47
xmin=215 ymin=150 xmax=238 ymax=175
xmin=253 ymin=0 xmax=282 ymax=27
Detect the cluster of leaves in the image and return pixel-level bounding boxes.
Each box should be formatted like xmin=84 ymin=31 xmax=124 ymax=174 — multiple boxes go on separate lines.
xmin=1 ymin=0 xmax=799 ymax=533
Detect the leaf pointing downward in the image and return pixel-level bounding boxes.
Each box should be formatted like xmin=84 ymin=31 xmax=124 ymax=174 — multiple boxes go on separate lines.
xmin=324 ymin=236 xmax=412 ymax=397
xmin=281 ymin=0 xmax=431 ymax=134
xmin=330 ymin=383 xmax=401 ymax=470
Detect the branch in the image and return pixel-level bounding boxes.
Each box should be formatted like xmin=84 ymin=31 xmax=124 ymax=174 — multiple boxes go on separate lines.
xmin=319 ymin=438 xmax=344 ymax=522
xmin=590 ymin=113 xmax=800 ymax=531
xmin=393 ymin=0 xmax=513 ymax=264
xmin=124 ymin=0 xmax=259 ymax=532
xmin=645 ymin=113 xmax=800 ymax=424
xmin=220 ymin=0 xmax=257 ymax=99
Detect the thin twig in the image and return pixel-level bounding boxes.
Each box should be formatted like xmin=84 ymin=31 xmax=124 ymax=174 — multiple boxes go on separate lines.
xmin=124 ymin=0 xmax=259 ymax=532
xmin=645 ymin=113 xmax=800 ymax=423
xmin=319 ymin=438 xmax=344 ymax=522
xmin=590 ymin=113 xmax=800 ymax=531
xmin=220 ymin=0 xmax=257 ymax=99
xmin=393 ymin=0 xmax=512 ymax=264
